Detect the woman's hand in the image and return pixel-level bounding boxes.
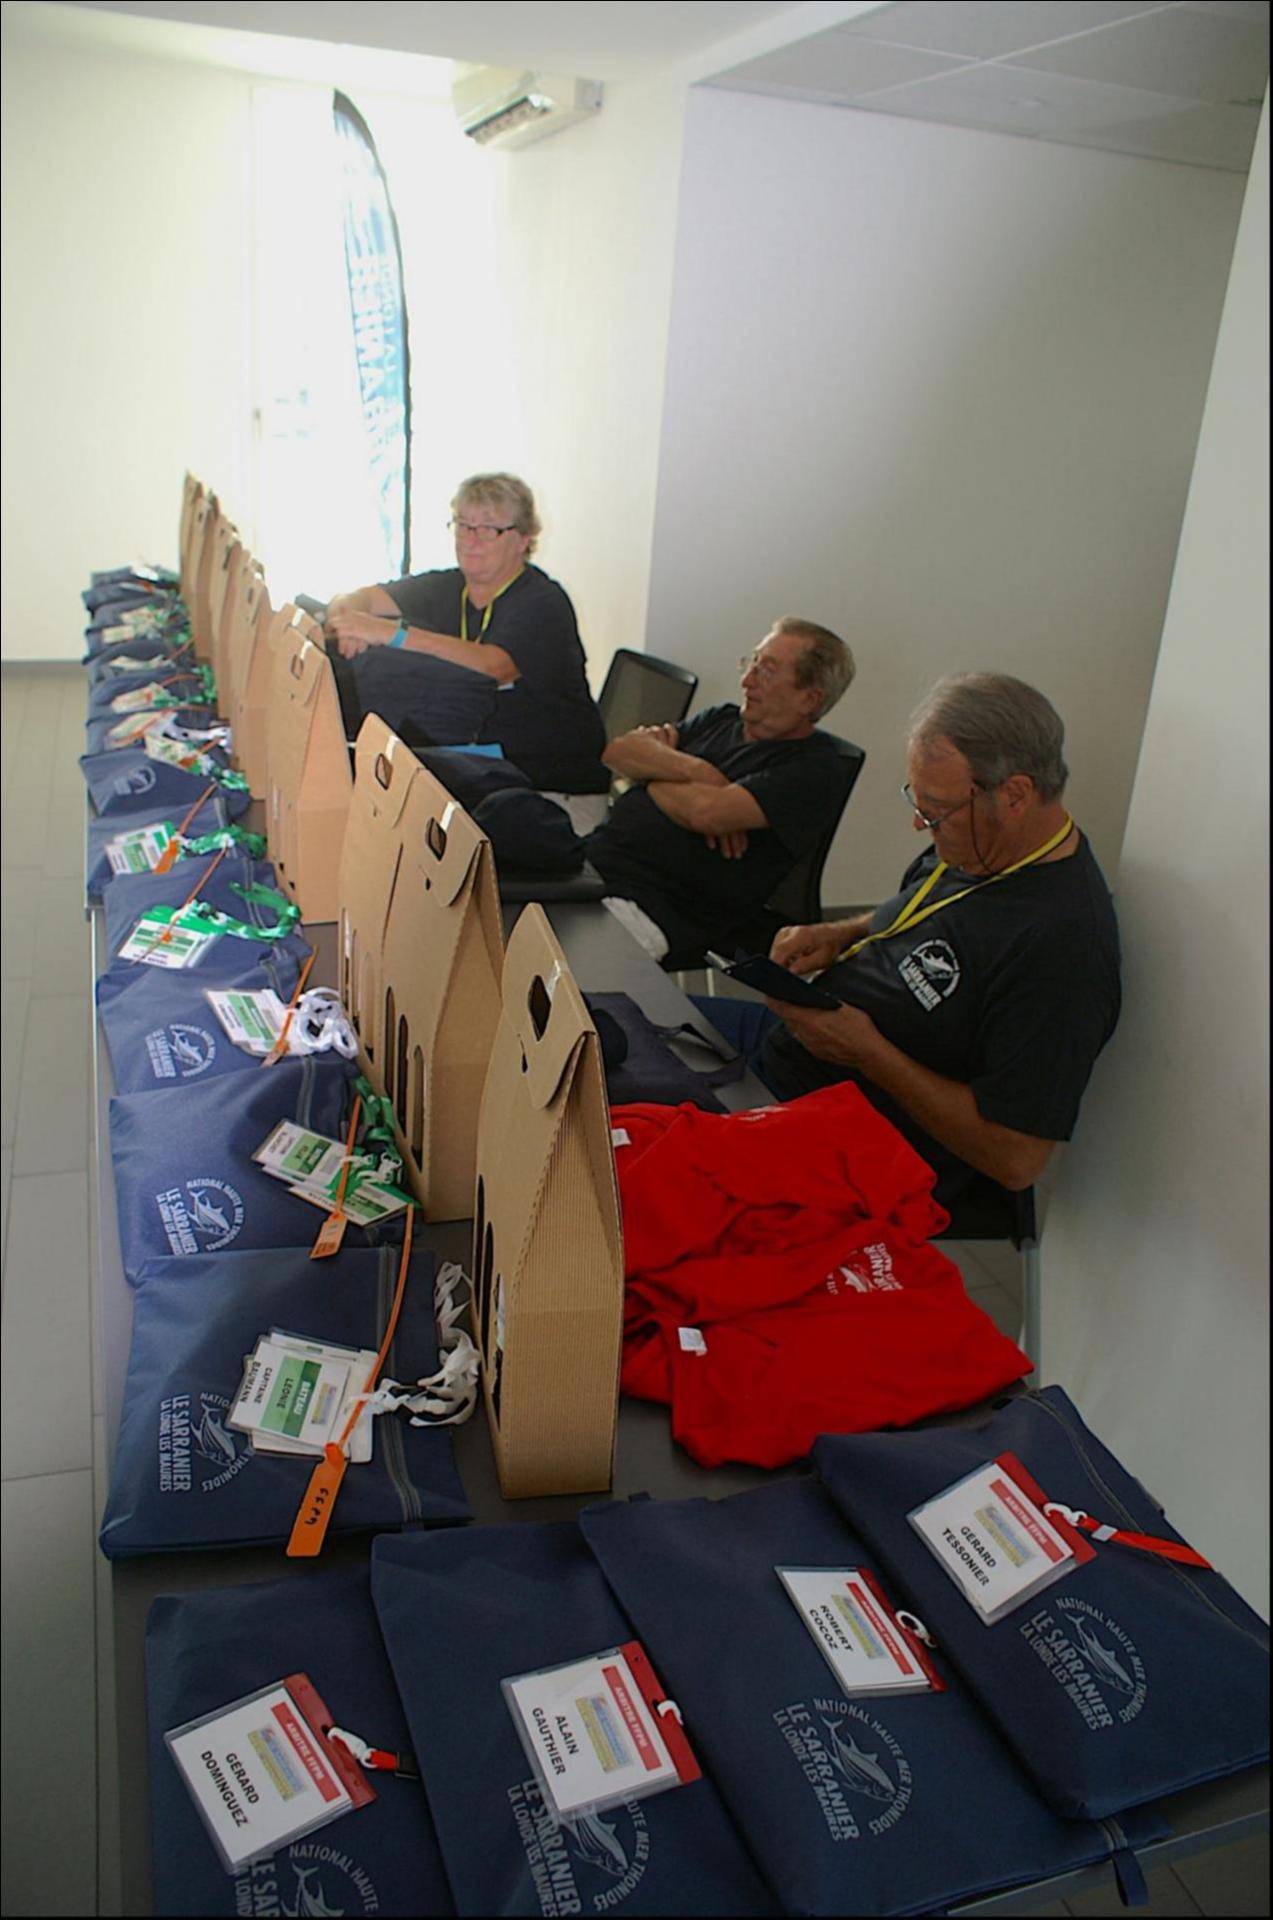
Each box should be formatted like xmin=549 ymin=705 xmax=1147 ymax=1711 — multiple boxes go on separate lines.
xmin=327 ymin=610 xmax=398 ymax=659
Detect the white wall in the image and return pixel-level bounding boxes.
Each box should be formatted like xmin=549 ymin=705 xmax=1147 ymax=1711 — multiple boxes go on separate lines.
xmin=1040 ymin=100 xmax=1269 ymax=1619
xmin=0 ymin=5 xmax=685 ymax=690
xmin=0 ymin=17 xmax=253 ymax=660
xmin=360 ymin=74 xmax=688 ymax=694
xmin=646 ymin=89 xmax=1245 ymax=903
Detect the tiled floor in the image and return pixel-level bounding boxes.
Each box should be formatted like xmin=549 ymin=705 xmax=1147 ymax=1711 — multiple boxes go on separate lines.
xmin=0 ymin=664 xmax=1266 ymax=1918
xmin=2 ymin=666 xmax=98 ymax=1920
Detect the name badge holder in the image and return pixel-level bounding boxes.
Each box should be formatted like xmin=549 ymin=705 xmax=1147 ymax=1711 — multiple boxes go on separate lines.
xmin=908 ymin=1452 xmax=1096 ymax=1625
xmin=776 ymin=1565 xmax=945 ymax=1698
xmin=502 ymin=1641 xmax=700 ymax=1824
xmin=105 ymin=821 xmax=178 ymax=877
xmin=117 ymin=907 xmax=220 ymax=970
xmin=164 ymin=1672 xmax=374 ymax=1874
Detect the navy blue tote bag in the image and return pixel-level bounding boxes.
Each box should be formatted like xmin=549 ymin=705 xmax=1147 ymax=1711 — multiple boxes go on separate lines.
xmin=81 ymin=746 xmax=249 ymax=819
xmin=348 ymin=649 xmax=498 ymax=751
xmin=97 ymin=950 xmax=302 ymax=1093
xmin=100 ymin=1243 xmax=470 ymax=1556
xmin=146 ymin=1567 xmax=455 ymax=1917
xmin=814 ymin=1388 xmax=1270 ymax=1820
xmin=85 ymin=705 xmax=217 ymax=755
xmin=580 ymin=1479 xmax=1163 ymax=1916
xmin=100 ymin=852 xmax=309 ymax=984
xmin=84 ymin=630 xmax=186 ymax=673
xmin=371 ymin=1522 xmax=779 ymax=1917
xmin=108 ymin=1056 xmax=363 ymax=1282
xmin=85 ymin=795 xmax=241 ymax=902
xmin=86 ymin=668 xmax=209 ymax=715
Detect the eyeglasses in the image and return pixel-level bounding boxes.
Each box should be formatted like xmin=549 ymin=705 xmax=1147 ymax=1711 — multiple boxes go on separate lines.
xmin=901 ymin=781 xmax=985 ymax=831
xmin=738 ymin=652 xmax=784 ymax=683
xmin=448 ymin=518 xmax=518 ymax=542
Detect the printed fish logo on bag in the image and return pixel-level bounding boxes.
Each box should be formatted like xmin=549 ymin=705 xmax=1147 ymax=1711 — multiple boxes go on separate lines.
xmin=231 ymin=1844 xmax=382 ymax=1917
xmin=156 ymin=1177 xmax=245 ymax=1254
xmin=145 ymin=1022 xmax=217 ymax=1081
xmin=158 ymin=1392 xmax=251 ymax=1493
xmin=774 ymin=1699 xmax=913 ymax=1841
xmin=507 ymin=1775 xmax=651 ymax=1912
xmin=1019 ymin=1595 xmax=1148 ymax=1728
xmin=115 ymin=762 xmax=157 ymax=796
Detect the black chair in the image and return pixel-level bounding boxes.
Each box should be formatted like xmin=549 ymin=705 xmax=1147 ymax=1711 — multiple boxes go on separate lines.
xmin=935 ymin=1175 xmax=1041 ymax=1375
xmin=663 ymin=730 xmax=866 ymax=973
xmin=597 ymin=648 xmax=698 ymax=741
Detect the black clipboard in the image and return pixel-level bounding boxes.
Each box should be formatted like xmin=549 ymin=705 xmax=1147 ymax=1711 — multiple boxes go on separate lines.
xmin=706 ymin=951 xmax=844 ymax=1009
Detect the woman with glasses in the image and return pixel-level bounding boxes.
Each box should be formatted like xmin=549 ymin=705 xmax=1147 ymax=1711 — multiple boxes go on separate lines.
xmin=326 ymin=473 xmax=608 ymax=808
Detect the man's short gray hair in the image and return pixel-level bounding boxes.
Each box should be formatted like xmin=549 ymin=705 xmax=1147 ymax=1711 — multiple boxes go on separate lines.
xmin=773 ymin=615 xmax=856 ymax=720
xmin=452 ymin=473 xmax=542 ymax=554
xmin=908 ymin=673 xmax=1069 ymax=803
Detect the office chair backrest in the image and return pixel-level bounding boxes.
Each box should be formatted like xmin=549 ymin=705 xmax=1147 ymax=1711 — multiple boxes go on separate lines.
xmin=597 ymin=648 xmax=698 ymax=741
xmin=760 ymin=730 xmax=866 ymax=930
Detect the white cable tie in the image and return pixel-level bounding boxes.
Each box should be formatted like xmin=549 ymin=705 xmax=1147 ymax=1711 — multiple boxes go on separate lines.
xmin=655 ymin=1699 xmax=683 ymax=1724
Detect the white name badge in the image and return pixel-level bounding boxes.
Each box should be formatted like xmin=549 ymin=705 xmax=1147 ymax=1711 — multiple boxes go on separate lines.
xmin=207 ymin=986 xmax=289 ymax=1055
xmin=253 ymin=1119 xmax=347 ymax=1186
xmin=165 ymin=1674 xmax=372 ymax=1873
xmin=908 ymin=1453 xmax=1095 ymax=1625
xmin=776 ymin=1566 xmax=942 ymax=1697
xmin=118 ymin=910 xmax=218 ymax=970
xmin=105 ymin=821 xmax=177 ymax=876
xmin=144 ymin=732 xmax=214 ymax=775
xmin=228 ymin=1336 xmax=354 ymax=1452
xmin=503 ymin=1642 xmax=699 ymax=1821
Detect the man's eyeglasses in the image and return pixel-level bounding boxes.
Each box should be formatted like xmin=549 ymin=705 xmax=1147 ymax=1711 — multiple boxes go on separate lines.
xmin=738 ymin=652 xmax=784 ymax=682
xmin=901 ymin=781 xmax=984 ymax=831
xmin=448 ymin=518 xmax=518 ymax=542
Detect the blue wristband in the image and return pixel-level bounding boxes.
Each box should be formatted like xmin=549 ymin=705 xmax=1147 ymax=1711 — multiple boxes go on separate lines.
xmin=389 ymin=622 xmax=409 ymax=650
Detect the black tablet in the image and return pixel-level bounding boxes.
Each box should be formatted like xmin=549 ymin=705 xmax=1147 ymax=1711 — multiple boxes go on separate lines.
xmin=706 ymin=952 xmax=844 ymax=1010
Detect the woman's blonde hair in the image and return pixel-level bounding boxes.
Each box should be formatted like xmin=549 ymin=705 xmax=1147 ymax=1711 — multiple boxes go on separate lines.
xmin=452 ymin=473 xmax=541 ymax=554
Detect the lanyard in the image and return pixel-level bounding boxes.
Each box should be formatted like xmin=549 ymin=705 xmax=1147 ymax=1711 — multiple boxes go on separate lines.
xmin=842 ymin=815 xmax=1075 ymax=960
xmin=459 ymin=566 xmax=524 ymax=642
xmin=1044 ymin=1503 xmax=1213 ymax=1569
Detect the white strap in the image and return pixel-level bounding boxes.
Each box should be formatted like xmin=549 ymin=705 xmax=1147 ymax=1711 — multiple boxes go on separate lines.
xmin=288 ymin=987 xmax=360 ymax=1058
xmin=356 ymin=1262 xmax=479 ymax=1428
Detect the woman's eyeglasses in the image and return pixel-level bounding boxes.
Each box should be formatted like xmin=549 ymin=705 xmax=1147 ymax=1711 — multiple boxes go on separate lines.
xmin=449 ymin=518 xmax=518 ymax=543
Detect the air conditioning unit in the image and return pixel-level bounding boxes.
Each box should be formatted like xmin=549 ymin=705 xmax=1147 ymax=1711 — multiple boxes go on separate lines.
xmin=452 ymin=66 xmax=603 ymax=150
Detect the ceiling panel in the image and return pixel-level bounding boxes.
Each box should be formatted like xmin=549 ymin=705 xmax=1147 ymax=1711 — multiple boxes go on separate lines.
xmin=840 ymin=1 xmax=1165 ymax=62
xmin=1002 ymin=5 xmax=1270 ymax=104
xmin=707 ymin=0 xmax=1269 ymax=172
xmin=849 ymin=62 xmax=1196 ymax=136
xmin=708 ymin=33 xmax=969 ymax=98
xmin=1062 ymin=96 xmax=1266 ymax=165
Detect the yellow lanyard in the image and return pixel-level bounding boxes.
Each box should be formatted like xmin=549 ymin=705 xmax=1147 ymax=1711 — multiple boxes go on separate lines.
xmin=459 ymin=567 xmax=524 ymax=643
xmin=842 ymin=815 xmax=1076 ymax=960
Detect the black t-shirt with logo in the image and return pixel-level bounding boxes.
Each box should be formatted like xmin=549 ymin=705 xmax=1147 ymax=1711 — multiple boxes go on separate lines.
xmin=384 ymin=565 xmax=608 ymax=792
xmin=760 ymin=835 xmax=1121 ymax=1196
xmin=586 ymin=704 xmax=848 ymax=957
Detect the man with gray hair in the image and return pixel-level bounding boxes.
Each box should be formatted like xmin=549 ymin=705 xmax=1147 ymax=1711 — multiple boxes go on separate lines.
xmin=420 ymin=615 xmax=857 ymax=962
xmin=698 ymin=672 xmax=1120 ymax=1204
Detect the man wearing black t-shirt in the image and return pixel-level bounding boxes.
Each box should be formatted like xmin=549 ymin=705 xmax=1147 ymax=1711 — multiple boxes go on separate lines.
xmin=699 ymin=672 xmax=1121 ymax=1205
xmin=580 ymin=617 xmax=857 ymax=962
